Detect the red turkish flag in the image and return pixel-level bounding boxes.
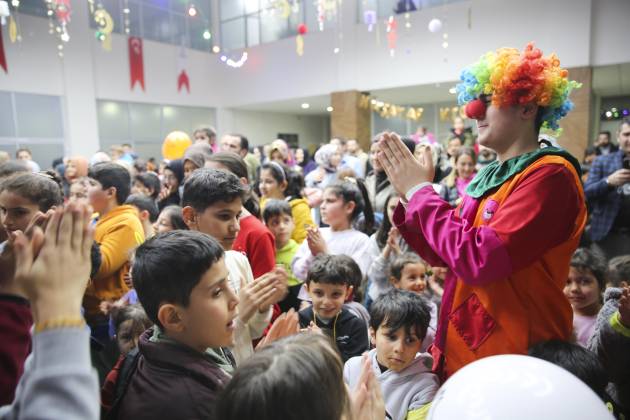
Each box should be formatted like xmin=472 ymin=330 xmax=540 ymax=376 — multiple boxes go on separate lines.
xmin=177 ymin=70 xmax=190 ymax=93
xmin=0 ymin=27 xmax=7 ymax=74
xmin=128 ymin=37 xmax=144 ymax=91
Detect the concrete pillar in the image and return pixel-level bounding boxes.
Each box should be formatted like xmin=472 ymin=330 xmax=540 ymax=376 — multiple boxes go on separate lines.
xmin=61 ymin=0 xmax=100 ymax=157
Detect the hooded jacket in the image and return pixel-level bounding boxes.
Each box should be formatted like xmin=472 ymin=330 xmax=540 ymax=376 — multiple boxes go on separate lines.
xmin=343 ymin=349 xmax=439 ymax=420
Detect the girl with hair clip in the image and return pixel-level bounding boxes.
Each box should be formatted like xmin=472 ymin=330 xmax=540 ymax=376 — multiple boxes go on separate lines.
xmin=259 ymin=161 xmax=314 ymax=243
xmin=206 ymin=152 xmax=276 ymax=279
xmin=291 ymin=178 xmax=380 ymax=285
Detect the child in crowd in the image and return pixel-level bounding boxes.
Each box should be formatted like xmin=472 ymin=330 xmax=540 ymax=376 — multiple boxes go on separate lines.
xmin=298 ymin=254 xmax=369 ymax=362
xmin=157 ymin=159 xmax=183 ymax=211
xmin=131 ymin=172 xmax=161 ymax=202
xmin=564 ymin=248 xmax=607 ymax=347
xmin=258 ymin=161 xmax=314 ymax=243
xmin=216 ymin=333 xmax=385 ymax=420
xmin=86 ymin=163 xmax=145 ymax=338
xmin=206 ymin=153 xmax=276 ymax=279
xmin=125 ymin=194 xmax=158 ymax=239
xmin=528 ymin=340 xmax=623 ymax=417
xmin=182 ymin=168 xmax=286 ymax=365
xmin=588 ymin=256 xmax=630 ymax=415
xmin=344 ymin=289 xmax=439 ymax=420
xmin=292 ymin=179 xmax=379 ymax=283
xmin=607 ymin=255 xmax=630 ymax=289
xmin=0 ymin=172 xmax=64 ymax=403
xmin=367 ymin=192 xmax=410 ymax=306
xmin=110 ymin=231 xmax=238 ymax=419
xmin=153 ymin=205 xmax=187 ymax=233
xmin=439 ymin=146 xmax=477 ymax=207
xmin=0 ymin=172 xmax=63 ymax=247
xmin=69 ymin=176 xmax=98 ymax=205
xmin=388 ymin=253 xmax=437 ymax=352
xmin=263 ymin=199 xmax=302 ymax=312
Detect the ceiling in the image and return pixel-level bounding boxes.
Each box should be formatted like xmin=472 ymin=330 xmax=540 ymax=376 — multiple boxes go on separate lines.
xmin=234 ymin=63 xmax=630 ymax=116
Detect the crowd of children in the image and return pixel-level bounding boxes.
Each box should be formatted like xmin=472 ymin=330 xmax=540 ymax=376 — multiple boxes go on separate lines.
xmin=1 ymin=43 xmax=630 ymax=420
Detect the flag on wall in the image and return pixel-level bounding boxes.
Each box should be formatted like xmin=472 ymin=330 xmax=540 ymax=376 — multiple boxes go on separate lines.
xmin=128 ymin=36 xmax=144 ymax=91
xmin=177 ymin=46 xmax=190 ymax=93
xmin=0 ymin=26 xmax=7 ymax=73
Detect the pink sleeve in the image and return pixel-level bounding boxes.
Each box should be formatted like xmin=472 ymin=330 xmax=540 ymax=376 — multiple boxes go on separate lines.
xmin=394 ymin=187 xmax=511 ymax=285
xmin=393 ymin=165 xmax=580 ymax=285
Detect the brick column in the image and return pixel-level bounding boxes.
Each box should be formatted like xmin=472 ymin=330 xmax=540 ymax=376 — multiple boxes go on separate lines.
xmin=557 ymin=67 xmax=592 ymax=161
xmin=330 ymin=90 xmax=372 ymax=151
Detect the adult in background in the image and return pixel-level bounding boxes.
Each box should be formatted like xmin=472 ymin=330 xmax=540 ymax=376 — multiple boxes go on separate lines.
xmin=584 ymin=118 xmax=630 ymax=259
xmin=365 ymin=135 xmax=416 ymax=216
xmin=330 ymin=138 xmax=365 ymax=178
xmin=220 ymin=133 xmax=260 ymax=183
xmin=595 ymin=130 xmax=618 ymax=156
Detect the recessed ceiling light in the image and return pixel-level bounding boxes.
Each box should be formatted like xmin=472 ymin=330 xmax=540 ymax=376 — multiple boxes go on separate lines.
xmin=301 ymin=103 xmax=310 ymax=109
xmin=326 ymin=106 xmax=334 ymax=112
xmin=448 ymin=87 xmax=456 ymax=94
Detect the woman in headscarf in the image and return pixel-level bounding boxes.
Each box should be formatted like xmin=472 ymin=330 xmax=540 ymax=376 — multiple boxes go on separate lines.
xmin=304 ymin=144 xmax=341 ymax=190
xmin=157 ymin=159 xmax=184 ymax=211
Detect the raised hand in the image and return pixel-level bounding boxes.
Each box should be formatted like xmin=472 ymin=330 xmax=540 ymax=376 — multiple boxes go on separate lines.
xmin=255 ymin=308 xmax=299 ymax=349
xmin=12 ymin=202 xmax=94 ymax=324
xmin=377 ymin=132 xmax=435 ymax=197
xmin=350 ymin=354 xmax=386 ymax=420
xmin=306 ymin=226 xmax=327 ymax=256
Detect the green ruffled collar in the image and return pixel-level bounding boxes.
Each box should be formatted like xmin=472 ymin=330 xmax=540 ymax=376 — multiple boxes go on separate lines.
xmin=466 ymin=146 xmax=582 ymax=199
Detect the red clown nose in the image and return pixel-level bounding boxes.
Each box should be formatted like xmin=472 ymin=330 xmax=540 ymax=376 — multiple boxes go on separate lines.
xmin=465 ymin=98 xmax=487 ymax=120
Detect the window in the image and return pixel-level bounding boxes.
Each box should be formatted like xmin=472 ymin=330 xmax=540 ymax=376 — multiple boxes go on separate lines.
xmin=219 ymin=0 xmax=329 ymax=52
xmin=88 ymin=0 xmax=213 ymax=52
xmin=0 ymin=91 xmax=65 ymax=168
xmin=358 ymin=0 xmax=468 ymax=20
xmin=96 ymin=100 xmax=216 ymax=160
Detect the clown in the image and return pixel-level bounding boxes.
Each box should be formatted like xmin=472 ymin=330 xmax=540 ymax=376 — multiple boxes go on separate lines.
xmin=377 ymin=43 xmax=586 ymax=379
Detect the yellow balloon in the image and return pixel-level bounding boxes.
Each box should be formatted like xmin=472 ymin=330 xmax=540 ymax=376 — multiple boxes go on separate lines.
xmin=162 ymin=131 xmax=191 ymax=160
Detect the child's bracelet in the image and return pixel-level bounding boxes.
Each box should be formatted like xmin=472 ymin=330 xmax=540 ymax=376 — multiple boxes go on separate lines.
xmin=35 ymin=317 xmax=86 ymax=334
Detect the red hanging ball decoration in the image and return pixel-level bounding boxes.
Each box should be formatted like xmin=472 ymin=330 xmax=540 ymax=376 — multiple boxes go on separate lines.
xmin=297 ymin=23 xmax=308 ymax=35
xmin=465 ymin=98 xmax=487 ymax=120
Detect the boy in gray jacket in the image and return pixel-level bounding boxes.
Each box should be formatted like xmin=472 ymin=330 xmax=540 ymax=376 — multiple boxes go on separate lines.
xmin=343 ymin=289 xmax=439 ymax=420
xmin=587 ymin=255 xmax=630 ymax=417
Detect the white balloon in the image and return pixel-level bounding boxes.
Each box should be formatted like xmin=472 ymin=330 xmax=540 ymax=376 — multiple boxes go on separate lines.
xmin=428 ymin=355 xmax=614 ymax=420
xmin=428 ymin=18 xmax=442 ymax=33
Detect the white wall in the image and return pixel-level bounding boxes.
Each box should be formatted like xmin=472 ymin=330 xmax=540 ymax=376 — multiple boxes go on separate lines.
xmin=228 ymin=109 xmax=330 ymax=147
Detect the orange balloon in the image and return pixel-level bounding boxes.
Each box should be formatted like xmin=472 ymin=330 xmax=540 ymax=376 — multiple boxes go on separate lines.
xmin=162 ymin=131 xmax=192 ymax=160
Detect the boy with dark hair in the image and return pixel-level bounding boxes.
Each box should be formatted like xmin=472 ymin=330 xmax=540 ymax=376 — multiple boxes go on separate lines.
xmin=132 ymin=173 xmax=161 ymax=201
xmin=588 ymin=255 xmax=630 ymax=415
xmin=182 ymin=168 xmax=286 ymax=365
xmin=299 ymin=254 xmax=369 ymax=362
xmin=344 ymin=289 xmax=439 ymax=420
xmin=86 ymin=163 xmax=144 ymax=338
xmin=125 ymin=194 xmax=158 ymax=239
xmin=113 ymin=231 xmax=239 ymax=419
xmin=263 ymin=199 xmax=301 ymax=311
xmin=608 ymin=255 xmax=630 ymax=289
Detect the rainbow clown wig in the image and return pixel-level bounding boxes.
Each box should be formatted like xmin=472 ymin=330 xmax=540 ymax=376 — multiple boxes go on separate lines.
xmin=456 ymin=43 xmax=581 ymax=130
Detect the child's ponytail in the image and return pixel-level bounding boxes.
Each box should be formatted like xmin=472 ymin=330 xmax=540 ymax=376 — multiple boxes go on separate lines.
xmin=326 ymin=177 xmax=375 ymax=236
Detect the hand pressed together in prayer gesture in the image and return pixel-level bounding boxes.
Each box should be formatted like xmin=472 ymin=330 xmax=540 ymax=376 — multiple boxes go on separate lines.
xmin=377 ymin=132 xmax=435 ymax=197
